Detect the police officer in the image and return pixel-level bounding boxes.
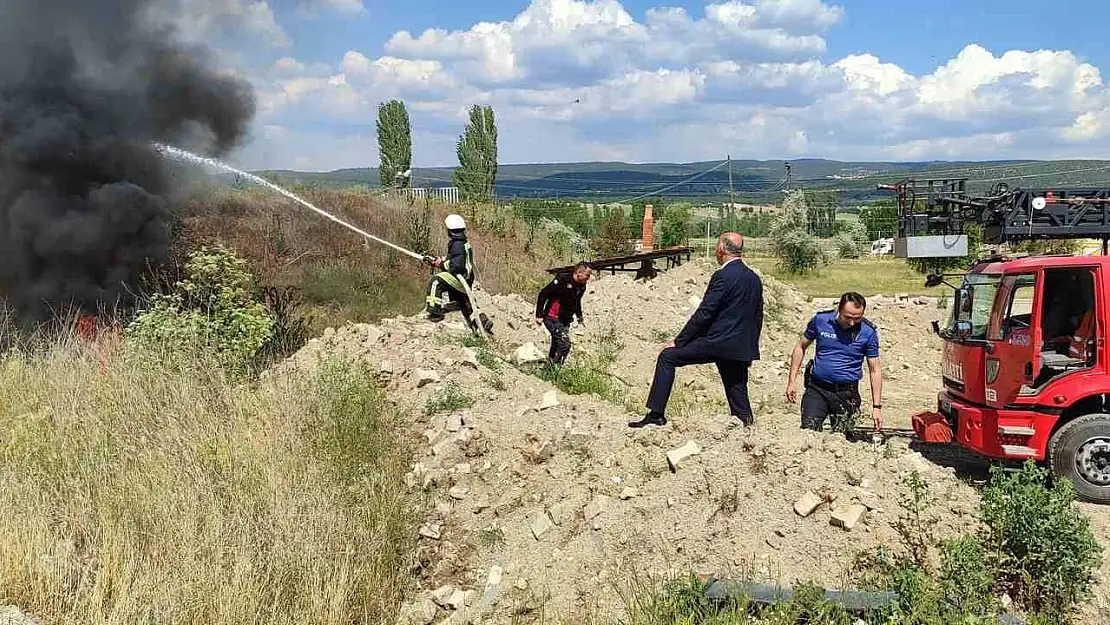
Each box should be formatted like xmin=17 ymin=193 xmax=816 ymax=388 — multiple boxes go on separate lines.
xmin=784 ymin=292 xmax=884 ymax=433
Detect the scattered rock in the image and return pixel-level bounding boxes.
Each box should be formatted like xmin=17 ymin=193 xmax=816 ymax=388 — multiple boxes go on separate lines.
xmin=547 ymin=500 xmax=574 ymax=526
xmin=619 ymin=487 xmax=639 ymax=500
xmin=688 ymin=295 xmax=703 ymax=308
xmin=793 ymin=492 xmax=824 ymax=517
xmin=526 ymin=439 xmax=556 ymax=463
xmin=478 ymin=565 xmax=505 ymax=612
xmin=460 ymin=347 xmax=481 ymax=368
xmin=431 ymin=585 xmax=455 ymax=608
xmin=378 ymin=360 xmax=395 ymax=375
xmin=530 ymin=512 xmax=555 ymax=540
xmin=415 ymin=369 xmax=440 ymax=388
xmin=432 ymin=438 xmax=457 ymax=458
xmin=844 ymin=468 xmax=864 ymax=486
xmin=446 ymin=413 xmax=464 ymax=432
xmin=565 ymin=428 xmax=594 ymax=446
xmin=513 ymin=342 xmax=546 ymax=364
xmin=852 ymin=488 xmax=883 ymax=511
xmin=666 ymin=440 xmax=702 ymax=471
xmin=396 ymin=598 xmax=438 ymax=625
xmin=419 ymin=523 xmax=442 ymax=540
xmin=539 ymin=390 xmax=560 ymax=411
xmin=447 ymin=589 xmax=473 ymax=610
xmin=830 ymin=504 xmax=868 ymax=530
xmin=448 ymin=486 xmax=469 ymax=500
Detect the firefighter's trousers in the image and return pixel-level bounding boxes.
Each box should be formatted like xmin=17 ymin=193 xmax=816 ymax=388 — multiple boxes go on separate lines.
xmin=426 ymin=271 xmax=475 ymax=325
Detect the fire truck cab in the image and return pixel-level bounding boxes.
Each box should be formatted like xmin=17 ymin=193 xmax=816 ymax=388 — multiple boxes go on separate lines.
xmin=927 ymin=255 xmax=1110 ymax=503
xmin=878 ymin=179 xmax=1110 ymax=504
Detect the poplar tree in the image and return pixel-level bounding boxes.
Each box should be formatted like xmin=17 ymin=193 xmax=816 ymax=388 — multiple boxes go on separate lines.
xmin=453 ymin=105 xmax=498 ymax=203
xmin=377 ymin=99 xmax=412 ymax=189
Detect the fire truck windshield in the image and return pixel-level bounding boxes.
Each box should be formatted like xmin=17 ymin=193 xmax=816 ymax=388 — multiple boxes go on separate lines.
xmin=946 ymin=273 xmax=1001 ymax=340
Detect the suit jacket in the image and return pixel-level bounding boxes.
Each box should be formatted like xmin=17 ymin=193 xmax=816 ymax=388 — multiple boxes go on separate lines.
xmin=674 ymin=258 xmax=763 ymax=361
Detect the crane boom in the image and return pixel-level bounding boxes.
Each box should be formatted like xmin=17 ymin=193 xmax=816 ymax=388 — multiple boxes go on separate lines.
xmin=877 ymin=178 xmax=1110 ymax=257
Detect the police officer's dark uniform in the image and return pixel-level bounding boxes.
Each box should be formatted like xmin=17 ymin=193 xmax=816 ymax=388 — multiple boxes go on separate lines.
xmin=800 ymin=309 xmax=881 ymax=430
xmin=534 ymin=271 xmax=586 ymax=365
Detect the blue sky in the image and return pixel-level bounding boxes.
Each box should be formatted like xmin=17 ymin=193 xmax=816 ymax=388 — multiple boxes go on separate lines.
xmin=194 ymin=0 xmax=1110 ymax=171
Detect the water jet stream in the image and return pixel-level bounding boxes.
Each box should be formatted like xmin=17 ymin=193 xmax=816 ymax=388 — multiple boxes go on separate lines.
xmin=154 ymin=142 xmax=425 ymax=262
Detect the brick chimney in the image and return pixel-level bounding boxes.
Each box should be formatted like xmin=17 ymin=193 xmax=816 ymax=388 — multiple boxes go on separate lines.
xmin=641 ymin=203 xmax=654 ymax=252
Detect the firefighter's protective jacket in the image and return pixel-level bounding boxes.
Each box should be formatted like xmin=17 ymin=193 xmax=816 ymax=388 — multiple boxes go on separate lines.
xmin=444 ymin=229 xmax=475 ymax=285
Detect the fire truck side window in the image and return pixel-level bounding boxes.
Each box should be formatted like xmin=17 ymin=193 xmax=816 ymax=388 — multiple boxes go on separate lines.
xmin=989 ymin=274 xmax=1035 ymax=341
xmin=1041 ymin=268 xmax=1096 ymax=360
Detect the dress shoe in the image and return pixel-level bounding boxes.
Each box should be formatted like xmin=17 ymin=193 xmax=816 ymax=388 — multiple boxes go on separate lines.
xmin=628 ymin=412 xmax=667 ymax=428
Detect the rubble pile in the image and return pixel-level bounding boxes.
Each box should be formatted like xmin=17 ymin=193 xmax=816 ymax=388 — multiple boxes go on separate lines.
xmin=267 ymin=258 xmax=1108 ymax=624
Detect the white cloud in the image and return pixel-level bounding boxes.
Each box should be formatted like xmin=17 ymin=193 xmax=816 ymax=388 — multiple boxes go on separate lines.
xmin=321 ymin=0 xmax=365 ymax=14
xmin=154 ymin=0 xmax=291 ymax=48
xmin=236 ymin=0 xmax=1110 ymax=169
xmin=296 ymin=0 xmax=366 ymax=16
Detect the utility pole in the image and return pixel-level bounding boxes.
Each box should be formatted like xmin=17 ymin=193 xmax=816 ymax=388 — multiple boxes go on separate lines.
xmin=705 ymin=216 xmax=711 ymax=258
xmin=727 ymin=154 xmax=734 ymax=232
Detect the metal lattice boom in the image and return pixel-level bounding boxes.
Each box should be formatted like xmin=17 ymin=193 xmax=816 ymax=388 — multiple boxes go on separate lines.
xmin=877 ymin=179 xmax=1110 ymax=246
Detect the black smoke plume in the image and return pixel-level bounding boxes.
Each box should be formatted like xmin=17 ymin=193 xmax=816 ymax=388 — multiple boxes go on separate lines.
xmin=0 ymin=0 xmax=255 ymax=324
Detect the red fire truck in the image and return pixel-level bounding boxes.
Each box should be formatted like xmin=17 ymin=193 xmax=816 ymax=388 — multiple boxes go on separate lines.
xmin=878 ymin=179 xmax=1110 ymax=504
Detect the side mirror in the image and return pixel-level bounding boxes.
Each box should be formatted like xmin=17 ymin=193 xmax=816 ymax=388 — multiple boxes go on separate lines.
xmin=925 ymin=273 xmax=943 ymax=288
xmin=931 ymin=320 xmax=940 ymax=336
xmin=955 ymin=320 xmax=972 ymax=339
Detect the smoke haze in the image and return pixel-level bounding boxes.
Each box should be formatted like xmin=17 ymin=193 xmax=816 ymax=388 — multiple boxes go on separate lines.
xmin=0 ymin=0 xmax=255 ymax=323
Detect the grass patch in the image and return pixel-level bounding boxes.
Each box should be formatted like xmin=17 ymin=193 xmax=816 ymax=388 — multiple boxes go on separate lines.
xmin=0 ymin=342 xmax=422 ymax=625
xmin=299 ymin=260 xmax=420 ymax=332
xmin=424 ymin=382 xmax=475 ymax=416
xmin=746 ymin=256 xmax=944 ymax=298
xmin=525 ymin=324 xmax=624 ymax=399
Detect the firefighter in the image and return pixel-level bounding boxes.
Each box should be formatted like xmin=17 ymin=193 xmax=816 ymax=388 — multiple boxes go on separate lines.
xmin=424 ymin=214 xmax=492 ymax=334
xmin=784 ymin=292 xmax=884 ymax=434
xmin=534 ymin=261 xmax=592 ymax=365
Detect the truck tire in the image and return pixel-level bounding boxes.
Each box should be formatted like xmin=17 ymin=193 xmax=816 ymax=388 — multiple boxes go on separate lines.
xmin=1047 ymin=413 xmax=1110 ymax=505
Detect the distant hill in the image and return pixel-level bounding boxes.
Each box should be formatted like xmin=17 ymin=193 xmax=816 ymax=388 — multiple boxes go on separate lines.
xmin=246 ymin=158 xmax=1110 ymax=204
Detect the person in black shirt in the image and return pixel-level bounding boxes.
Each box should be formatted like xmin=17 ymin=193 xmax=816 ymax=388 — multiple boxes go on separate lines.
xmin=534 ymin=262 xmax=592 ymax=365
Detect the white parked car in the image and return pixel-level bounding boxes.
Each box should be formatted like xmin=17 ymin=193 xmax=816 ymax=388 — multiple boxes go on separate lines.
xmin=870 ymin=238 xmax=894 ymax=256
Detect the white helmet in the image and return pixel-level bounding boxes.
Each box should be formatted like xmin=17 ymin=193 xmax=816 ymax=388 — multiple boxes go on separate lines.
xmin=445 ymin=214 xmax=466 ymax=230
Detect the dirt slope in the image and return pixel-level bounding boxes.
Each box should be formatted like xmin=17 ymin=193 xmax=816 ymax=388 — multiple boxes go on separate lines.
xmin=268 ymin=257 xmax=1108 ymax=625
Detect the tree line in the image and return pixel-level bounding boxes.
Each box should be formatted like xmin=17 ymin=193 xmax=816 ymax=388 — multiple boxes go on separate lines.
xmin=376 ymin=99 xmax=499 ymax=204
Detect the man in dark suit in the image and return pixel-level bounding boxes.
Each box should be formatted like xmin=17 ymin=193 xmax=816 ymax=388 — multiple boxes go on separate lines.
xmin=630 ymin=232 xmax=763 ymax=428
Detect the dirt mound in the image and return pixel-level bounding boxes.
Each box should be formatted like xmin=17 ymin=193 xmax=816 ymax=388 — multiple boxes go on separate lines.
xmin=267 ymin=258 xmax=1109 ymax=625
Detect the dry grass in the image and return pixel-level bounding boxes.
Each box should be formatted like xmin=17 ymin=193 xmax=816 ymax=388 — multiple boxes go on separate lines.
xmin=174 ymin=187 xmax=570 ymax=332
xmin=0 ymin=334 xmax=423 ymax=625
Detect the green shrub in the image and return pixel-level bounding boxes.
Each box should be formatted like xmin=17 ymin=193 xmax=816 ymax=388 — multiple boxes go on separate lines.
xmin=770 ymin=191 xmax=828 ymax=275
xmin=978 ymin=462 xmax=1102 ymax=618
xmin=834 ymin=220 xmax=869 ymax=259
xmin=125 ymin=245 xmax=275 ymax=377
xmin=938 ymin=535 xmax=998 ymax=617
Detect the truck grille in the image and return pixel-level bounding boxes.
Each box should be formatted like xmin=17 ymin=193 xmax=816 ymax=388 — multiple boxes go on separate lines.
xmin=943 ymin=378 xmax=965 ymax=393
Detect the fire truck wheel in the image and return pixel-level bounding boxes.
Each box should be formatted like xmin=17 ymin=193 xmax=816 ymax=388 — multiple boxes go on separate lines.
xmin=1048 ymin=413 xmax=1110 ymax=505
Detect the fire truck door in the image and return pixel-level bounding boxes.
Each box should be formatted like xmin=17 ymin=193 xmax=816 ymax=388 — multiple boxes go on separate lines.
xmin=984 ymin=273 xmax=1040 ymax=408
